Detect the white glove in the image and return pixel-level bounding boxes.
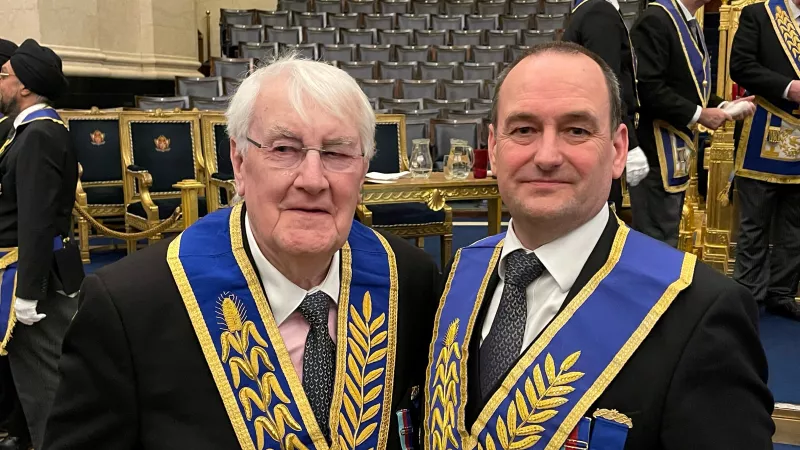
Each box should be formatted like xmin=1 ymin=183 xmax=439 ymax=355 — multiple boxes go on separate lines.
xmin=626 ymin=147 xmax=650 ymax=187
xmin=721 ymin=99 xmax=756 ymax=121
xmin=14 ymin=298 xmax=45 ymax=326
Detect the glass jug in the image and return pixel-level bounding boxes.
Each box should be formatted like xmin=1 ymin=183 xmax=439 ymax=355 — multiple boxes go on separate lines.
xmin=447 ymin=139 xmax=474 ymax=180
xmin=409 ymin=138 xmax=433 ymax=178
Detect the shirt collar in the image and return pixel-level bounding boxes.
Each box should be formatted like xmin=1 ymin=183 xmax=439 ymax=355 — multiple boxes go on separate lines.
xmin=789 ymin=0 xmax=800 ymax=20
xmin=499 ymin=206 xmax=609 ymax=293
xmin=245 ymin=213 xmax=340 ymax=326
xmin=12 ymin=103 xmax=47 ymax=130
xmin=675 ymin=0 xmax=696 ymax=23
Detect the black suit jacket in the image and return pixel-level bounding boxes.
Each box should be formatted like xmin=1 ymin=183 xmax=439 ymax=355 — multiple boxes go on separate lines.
xmin=730 ymin=3 xmax=798 ymax=110
xmin=631 ymin=5 xmax=723 ymax=169
xmin=455 ymin=212 xmax=774 ymax=449
xmin=0 ymin=117 xmax=78 ymax=300
xmin=0 ymin=117 xmax=12 ymax=142
xmin=564 ymin=0 xmax=639 ymax=151
xmin=43 ymin=213 xmax=441 ymax=450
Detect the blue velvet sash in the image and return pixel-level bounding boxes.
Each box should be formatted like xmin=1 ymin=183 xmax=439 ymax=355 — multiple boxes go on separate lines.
xmin=0 ymin=236 xmax=64 ymax=355
xmin=736 ymin=98 xmax=800 ymax=183
xmin=424 ymin=222 xmax=696 ymax=450
xmin=765 ymin=0 xmax=800 ymax=79
xmin=0 ymin=107 xmax=66 ymax=156
xmin=653 ymin=120 xmax=695 ymax=192
xmin=651 ymin=0 xmax=711 ymax=106
xmin=167 ymin=202 xmax=399 ymax=450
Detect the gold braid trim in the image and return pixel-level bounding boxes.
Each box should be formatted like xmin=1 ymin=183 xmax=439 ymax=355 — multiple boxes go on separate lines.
xmin=430 ymin=319 xmax=461 ymax=450
xmin=73 ymin=201 xmax=182 ymax=239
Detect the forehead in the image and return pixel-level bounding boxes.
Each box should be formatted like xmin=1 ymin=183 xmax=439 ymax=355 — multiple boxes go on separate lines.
xmin=498 ymin=52 xmax=609 ymax=122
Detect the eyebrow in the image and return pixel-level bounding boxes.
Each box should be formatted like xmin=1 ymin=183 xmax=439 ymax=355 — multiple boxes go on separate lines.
xmin=504 ymin=110 xmax=600 ymax=127
xmin=264 ymin=125 xmax=357 ymax=146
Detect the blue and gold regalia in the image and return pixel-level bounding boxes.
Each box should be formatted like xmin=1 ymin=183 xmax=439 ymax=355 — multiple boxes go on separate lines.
xmin=735 ymin=0 xmax=800 ymax=183
xmin=167 ymin=202 xmax=401 ymax=449
xmin=423 ymin=220 xmax=696 ymax=450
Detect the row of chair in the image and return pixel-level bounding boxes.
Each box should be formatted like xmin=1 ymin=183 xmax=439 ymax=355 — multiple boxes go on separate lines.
xmin=64 ymin=109 xmax=456 ymax=265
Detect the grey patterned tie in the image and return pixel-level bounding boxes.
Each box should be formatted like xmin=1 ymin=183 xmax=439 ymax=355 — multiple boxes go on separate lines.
xmin=299 ymin=291 xmax=336 ymax=441
xmin=479 ymin=249 xmax=545 ymax=399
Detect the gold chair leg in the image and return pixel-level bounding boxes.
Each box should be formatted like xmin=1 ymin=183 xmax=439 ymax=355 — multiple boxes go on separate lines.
xmin=125 ymin=225 xmax=137 ymax=254
xmin=77 ymin=216 xmax=91 ymax=264
xmin=415 ymin=237 xmax=425 ymax=248
xmin=441 ymin=233 xmax=453 ymax=269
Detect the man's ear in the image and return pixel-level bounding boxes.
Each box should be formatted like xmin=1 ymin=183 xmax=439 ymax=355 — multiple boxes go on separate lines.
xmin=611 ymin=123 xmax=629 ymax=180
xmin=231 ymin=138 xmax=246 ymax=197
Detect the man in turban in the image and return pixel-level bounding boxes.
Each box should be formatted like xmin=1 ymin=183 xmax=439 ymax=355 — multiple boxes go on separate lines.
xmin=0 ymin=39 xmax=82 ymax=450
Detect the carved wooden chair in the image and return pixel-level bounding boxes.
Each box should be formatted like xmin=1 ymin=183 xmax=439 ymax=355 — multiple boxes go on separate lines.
xmin=201 ymin=112 xmax=237 ymax=213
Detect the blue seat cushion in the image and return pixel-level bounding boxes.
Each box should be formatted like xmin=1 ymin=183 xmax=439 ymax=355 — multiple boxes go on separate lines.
xmin=366 ymin=203 xmax=446 ymax=226
xmin=127 ymin=197 xmax=207 ymax=221
xmin=86 ymin=186 xmax=124 ymax=205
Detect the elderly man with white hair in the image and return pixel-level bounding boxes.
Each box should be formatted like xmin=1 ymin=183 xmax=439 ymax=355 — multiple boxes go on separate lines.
xmin=43 ymin=54 xmax=441 ymax=450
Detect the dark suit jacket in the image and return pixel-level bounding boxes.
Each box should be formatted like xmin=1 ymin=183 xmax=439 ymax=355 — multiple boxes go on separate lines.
xmin=730 ymin=3 xmax=798 ymax=110
xmin=0 ymin=117 xmax=78 ymax=300
xmin=631 ymin=5 xmax=724 ymax=169
xmin=43 ymin=211 xmax=441 ymax=450
xmin=0 ymin=116 xmax=12 ymax=142
xmin=456 ymin=212 xmax=774 ymax=449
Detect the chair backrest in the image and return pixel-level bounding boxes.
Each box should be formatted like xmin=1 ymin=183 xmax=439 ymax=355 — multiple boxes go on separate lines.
xmin=380 ymin=61 xmax=417 ymax=79
xmin=535 ymin=13 xmax=566 ymax=31
xmin=413 ymin=0 xmax=441 ymax=15
xmin=342 ymin=28 xmax=377 ymax=45
xmin=419 ymin=61 xmax=457 ymax=80
xmin=329 ymin=13 xmax=361 ymax=29
xmin=60 ymin=109 xmax=125 ymax=206
xmin=285 ymin=43 xmax=319 ymax=60
xmin=190 ymin=96 xmax=231 ymax=111
xmin=523 ymin=29 xmax=555 ymax=45
xmin=487 ymin=29 xmax=518 ymax=47
xmin=510 ymin=44 xmax=531 ymax=61
xmin=415 ymin=29 xmax=448 ymax=46
xmin=543 ymin=0 xmax=571 ymax=15
xmin=397 ymin=45 xmax=431 ymax=62
xmin=380 ymin=29 xmax=413 ymax=46
xmin=381 ymin=0 xmax=411 ymax=14
xmin=360 ymin=44 xmax=394 ymax=62
xmin=296 ymin=12 xmax=326 ymax=27
xmin=429 ymin=118 xmax=481 ymax=159
xmin=477 ymin=0 xmax=506 ymax=16
xmin=451 ymin=30 xmax=483 ymax=46
xmin=230 ymin=24 xmax=266 ymax=48
xmin=483 ymin=79 xmax=496 ymax=98
xmin=618 ymin=0 xmax=640 ymax=15
xmin=371 ymin=114 xmax=408 ymax=172
xmin=460 ymin=62 xmax=496 ymax=80
xmin=221 ymin=9 xmax=254 ymax=26
xmin=305 ymin=27 xmax=338 ymax=45
xmin=433 ymin=45 xmax=469 ymax=63
xmin=321 ymin=44 xmax=357 ymax=61
xmin=258 ymin=10 xmax=290 ymax=27
xmin=404 ymin=118 xmax=429 ymax=156
xmin=397 ymin=13 xmax=430 ymax=30
xmin=472 ymin=45 xmax=506 ymax=63
xmin=500 ymin=14 xmax=531 ymax=30
xmin=447 ymin=108 xmax=489 ymax=120
xmin=317 ymin=0 xmax=344 ymax=13
xmin=470 ymin=98 xmax=493 ymax=109
xmin=200 ymin=112 xmax=234 ymax=207
xmin=135 ymin=96 xmax=189 ymax=111
xmin=622 ymin=12 xmax=637 ymax=30
xmin=445 ymin=0 xmax=474 ymax=16
xmin=211 ymin=57 xmax=254 ymax=79
xmin=223 ymin=77 xmax=240 ymax=96
xmin=431 ymin=14 xmax=465 ymax=31
xmin=509 ymin=0 xmax=539 ymax=16
xmin=402 ymin=108 xmax=440 ymax=120
xmin=340 ymin=61 xmax=378 ymax=79
xmin=175 ymin=76 xmax=224 ymax=98
xmin=239 ymin=42 xmax=280 ymax=60
xmin=424 ymin=98 xmax=469 ymax=112
xmin=466 ymin=14 xmax=499 ymax=30
xmin=359 ymin=79 xmax=397 ymax=98
xmin=381 ymin=97 xmax=424 ymax=110
xmin=280 ymin=0 xmax=310 ymax=12
xmin=400 ymin=79 xmax=438 ymax=99
xmin=120 ymin=110 xmax=205 ymax=199
xmin=349 ymin=0 xmax=377 ymax=14
xmin=442 ymin=79 xmax=481 ymax=100
xmin=267 ymin=26 xmax=303 ymax=44
xmin=365 ymin=13 xmax=397 ymax=29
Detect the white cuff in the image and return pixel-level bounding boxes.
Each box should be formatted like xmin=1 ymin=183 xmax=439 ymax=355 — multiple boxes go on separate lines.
xmin=783 ymin=81 xmax=793 ymax=100
xmin=688 ymin=105 xmax=702 ymax=127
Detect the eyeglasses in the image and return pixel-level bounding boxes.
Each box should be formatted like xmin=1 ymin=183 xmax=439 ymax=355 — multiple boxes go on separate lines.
xmin=0 ymin=72 xmax=12 ymax=80
xmin=246 ymin=136 xmax=364 ymax=173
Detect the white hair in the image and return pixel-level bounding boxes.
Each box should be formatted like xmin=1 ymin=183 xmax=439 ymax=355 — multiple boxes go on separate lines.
xmin=225 ymin=52 xmax=375 ymax=160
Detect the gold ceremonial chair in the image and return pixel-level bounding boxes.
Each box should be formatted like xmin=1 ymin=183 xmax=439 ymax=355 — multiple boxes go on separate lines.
xmin=120 ymin=110 xmax=206 ymax=252
xmin=356 ymin=114 xmax=454 ymax=267
xmin=60 ymin=108 xmax=126 ymax=263
xmin=200 ymin=112 xmax=237 ymax=213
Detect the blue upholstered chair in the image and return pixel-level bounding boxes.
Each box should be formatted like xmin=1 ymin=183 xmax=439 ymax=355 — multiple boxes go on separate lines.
xmin=60 ymin=108 xmax=126 ymax=262
xmin=200 ymin=112 xmax=237 ymax=213
xmin=120 ymin=110 xmax=207 ymax=252
xmin=356 ymin=114 xmax=453 ymax=266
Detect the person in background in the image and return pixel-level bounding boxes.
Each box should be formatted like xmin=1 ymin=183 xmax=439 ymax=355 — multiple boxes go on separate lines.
xmin=563 ymin=0 xmax=649 ymax=210
xmin=729 ymin=0 xmax=800 ymax=321
xmin=0 ymin=39 xmax=82 ymax=450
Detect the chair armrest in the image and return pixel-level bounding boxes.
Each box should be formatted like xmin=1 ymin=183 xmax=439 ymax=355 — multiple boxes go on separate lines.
xmin=75 ymin=163 xmax=87 ymax=208
xmin=209 ymin=173 xmax=238 ymax=206
xmin=125 ymin=165 xmax=158 ymax=222
xmin=356 ymin=204 xmax=373 ymax=226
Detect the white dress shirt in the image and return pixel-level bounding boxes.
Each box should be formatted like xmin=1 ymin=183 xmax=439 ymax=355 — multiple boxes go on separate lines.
xmin=480 ymin=207 xmax=609 ymax=354
xmin=12 ymin=103 xmax=47 ymax=130
xmin=244 ymin=213 xmax=340 ymax=325
xmin=782 ymin=1 xmax=800 ymax=100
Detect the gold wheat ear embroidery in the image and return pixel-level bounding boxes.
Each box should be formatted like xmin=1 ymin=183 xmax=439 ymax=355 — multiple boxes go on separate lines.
xmin=430 ymin=319 xmax=461 ymax=450
xmin=218 ymin=293 xmax=309 ymax=450
xmin=479 ymin=352 xmax=584 ymax=450
xmin=776 ymin=6 xmax=800 ymax=61
xmin=338 ymin=291 xmax=388 ymax=449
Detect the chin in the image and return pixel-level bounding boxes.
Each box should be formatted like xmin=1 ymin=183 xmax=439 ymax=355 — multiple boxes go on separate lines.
xmin=277 ymin=232 xmax=341 ymax=256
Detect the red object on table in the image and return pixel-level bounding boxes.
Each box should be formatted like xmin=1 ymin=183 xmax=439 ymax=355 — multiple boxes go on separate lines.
xmin=473 ymin=148 xmax=488 ymax=179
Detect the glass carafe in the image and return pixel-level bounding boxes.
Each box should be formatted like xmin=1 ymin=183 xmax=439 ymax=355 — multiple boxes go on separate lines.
xmin=448 ymin=139 xmax=474 ymax=180
xmin=409 ymin=138 xmax=433 ymax=178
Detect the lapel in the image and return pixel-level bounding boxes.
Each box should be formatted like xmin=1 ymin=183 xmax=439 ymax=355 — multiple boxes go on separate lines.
xmin=465 ymin=210 xmax=619 ymax=428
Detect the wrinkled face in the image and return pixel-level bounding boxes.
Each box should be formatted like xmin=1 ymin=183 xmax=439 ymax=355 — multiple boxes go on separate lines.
xmin=488 ymin=52 xmax=627 ymax=226
xmin=0 ymin=62 xmax=24 ymax=116
xmin=231 ymin=79 xmax=368 ymax=259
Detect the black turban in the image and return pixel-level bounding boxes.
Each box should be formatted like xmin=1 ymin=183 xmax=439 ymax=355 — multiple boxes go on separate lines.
xmin=10 ymin=39 xmax=68 ymax=100
xmin=0 ymin=39 xmax=17 ymax=69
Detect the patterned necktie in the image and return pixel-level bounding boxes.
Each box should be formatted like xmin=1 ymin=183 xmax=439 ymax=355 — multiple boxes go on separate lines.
xmin=299 ymin=291 xmax=337 ymax=441
xmin=688 ymin=19 xmax=706 ymax=55
xmin=479 ymin=249 xmax=545 ymax=399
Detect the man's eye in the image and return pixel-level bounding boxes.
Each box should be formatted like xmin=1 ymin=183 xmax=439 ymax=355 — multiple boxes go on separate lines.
xmin=273 ymin=145 xmax=297 ymax=153
xmin=513 ymin=127 xmax=535 ymax=135
xmin=568 ymin=128 xmax=589 ymax=137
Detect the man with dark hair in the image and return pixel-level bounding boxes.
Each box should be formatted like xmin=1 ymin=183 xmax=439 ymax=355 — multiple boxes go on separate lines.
xmin=729 ymin=0 xmax=800 ymax=321
xmin=631 ymin=0 xmax=755 ymax=246
xmin=424 ymin=42 xmax=773 ymax=450
xmin=0 ymin=39 xmax=83 ymax=450
xmin=563 ymin=0 xmax=649 ymax=211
